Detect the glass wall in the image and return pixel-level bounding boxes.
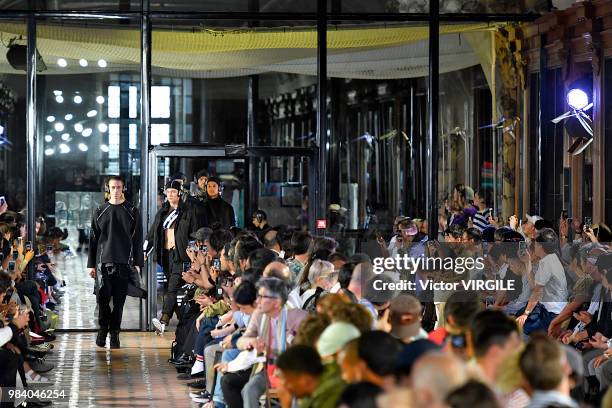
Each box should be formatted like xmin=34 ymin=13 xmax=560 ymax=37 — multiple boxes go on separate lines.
xmin=0 ymin=19 xmax=27 ymax=210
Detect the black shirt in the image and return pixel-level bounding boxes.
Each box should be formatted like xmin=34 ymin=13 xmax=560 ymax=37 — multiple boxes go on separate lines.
xmin=88 ymin=201 xmax=144 ymax=268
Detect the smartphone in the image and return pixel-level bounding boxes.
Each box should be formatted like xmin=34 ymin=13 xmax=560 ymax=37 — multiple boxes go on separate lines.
xmin=188 ymin=240 xmax=196 ymax=250
xmin=11 ymin=252 xmax=18 ymax=261
xmin=25 ymin=241 xmax=32 ymax=251
xmin=212 ymin=257 xmax=220 ymax=269
xmin=8 ymin=261 xmax=15 ymax=271
xmin=199 ymin=244 xmax=208 ymax=253
xmin=182 ymin=261 xmax=191 ymax=273
xmin=17 ymin=237 xmax=22 ymax=247
xmin=0 ymin=196 xmax=5 ymax=207
xmin=0 ymin=253 xmax=3 ymax=263
xmin=46 ymin=244 xmax=53 ymax=252
xmin=518 ymin=241 xmax=528 ymax=257
xmin=584 ymin=217 xmax=592 ymax=230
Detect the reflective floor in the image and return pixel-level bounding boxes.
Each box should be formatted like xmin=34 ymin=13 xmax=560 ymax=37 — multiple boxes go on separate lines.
xmin=43 ymin=241 xmax=192 ymax=406
xmin=43 ymin=333 xmax=197 ymax=407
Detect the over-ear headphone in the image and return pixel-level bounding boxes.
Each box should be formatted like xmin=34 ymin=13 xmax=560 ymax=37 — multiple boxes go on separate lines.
xmin=105 ymin=176 xmax=127 ymax=193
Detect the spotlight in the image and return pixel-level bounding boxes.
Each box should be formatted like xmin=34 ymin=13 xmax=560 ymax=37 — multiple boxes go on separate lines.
xmin=54 ymin=123 xmax=64 ymax=132
xmin=96 ymin=96 xmax=105 ymax=104
xmin=567 ymin=89 xmax=589 ymax=110
xmin=57 ymin=58 xmax=67 ymax=68
xmin=82 ymin=128 xmax=92 ymax=137
xmin=98 ymin=123 xmax=108 ymax=133
xmin=97 ymin=59 xmax=107 ymax=68
xmin=64 ymin=114 xmax=73 ymax=121
xmin=100 ymin=144 xmax=109 ymax=152
xmin=55 ymin=95 xmax=64 ymax=103
xmin=74 ymin=123 xmax=84 ymax=133
xmin=44 ymin=148 xmax=55 ymax=156
xmin=44 ymin=135 xmax=52 ymax=142
xmin=87 ymin=110 xmax=97 ymax=117
xmin=79 ymin=59 xmax=88 ymax=67
xmin=46 ymin=116 xmax=55 ymax=122
xmin=78 ymin=143 xmax=88 ymax=152
xmin=74 ymin=95 xmax=83 ymax=104
xmin=59 ymin=143 xmax=70 ymax=154
xmin=61 ymin=133 xmax=70 ymax=141
xmin=5 ymin=39 xmax=47 ymax=72
xmin=551 ymin=76 xmax=594 ymax=156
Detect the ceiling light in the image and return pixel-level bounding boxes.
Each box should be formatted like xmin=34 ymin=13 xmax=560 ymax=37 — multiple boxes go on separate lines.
xmin=97 ymin=59 xmax=107 ymax=68
xmin=78 ymin=143 xmax=88 ymax=152
xmin=74 ymin=95 xmax=83 ymax=104
xmin=57 ymin=58 xmax=67 ymax=68
xmin=61 ymin=133 xmax=70 ymax=141
xmin=98 ymin=123 xmax=108 ymax=133
xmin=53 ymin=90 xmax=62 ymax=96
xmin=55 ymin=95 xmax=64 ymax=103
xmin=87 ymin=110 xmax=97 ymax=117
xmin=96 ymin=96 xmax=105 ymax=104
xmin=54 ymin=123 xmax=64 ymax=132
xmin=46 ymin=116 xmax=55 ymax=122
xmin=64 ymin=114 xmax=73 ymax=121
xmin=78 ymin=59 xmax=88 ymax=67
xmin=100 ymin=144 xmax=109 ymax=152
xmin=44 ymin=135 xmax=52 ymax=142
xmin=74 ymin=123 xmax=84 ymax=133
xmin=44 ymin=148 xmax=54 ymax=156
xmin=59 ymin=143 xmax=70 ymax=154
xmin=82 ymin=128 xmax=92 ymax=137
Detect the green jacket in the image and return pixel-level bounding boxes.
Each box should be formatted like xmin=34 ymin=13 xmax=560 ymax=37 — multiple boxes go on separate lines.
xmin=299 ymin=362 xmax=345 ymax=408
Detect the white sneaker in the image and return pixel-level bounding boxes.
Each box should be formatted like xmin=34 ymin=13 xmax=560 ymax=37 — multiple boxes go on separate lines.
xmin=152 ymin=318 xmax=165 ymax=335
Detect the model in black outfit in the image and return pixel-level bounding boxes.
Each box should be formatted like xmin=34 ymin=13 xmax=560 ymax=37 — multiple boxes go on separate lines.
xmin=88 ymin=176 xmax=145 ymax=349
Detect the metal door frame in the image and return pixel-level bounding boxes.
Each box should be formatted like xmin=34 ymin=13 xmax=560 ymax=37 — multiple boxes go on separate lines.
xmin=142 ymin=144 xmax=316 ymax=330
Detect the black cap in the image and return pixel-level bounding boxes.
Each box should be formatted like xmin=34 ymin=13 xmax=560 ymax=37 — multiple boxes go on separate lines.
xmin=165 ymin=180 xmax=182 ymax=191
xmin=207 ymin=176 xmax=222 ymax=186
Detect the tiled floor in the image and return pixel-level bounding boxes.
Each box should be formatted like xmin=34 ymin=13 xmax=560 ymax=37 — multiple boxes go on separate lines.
xmin=42 ymin=333 xmax=198 ymax=408
xmin=42 ymin=245 xmax=194 ymax=406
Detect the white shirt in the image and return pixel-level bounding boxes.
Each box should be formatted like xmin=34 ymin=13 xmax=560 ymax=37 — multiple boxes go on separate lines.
xmin=535 ymin=253 xmax=568 ymax=314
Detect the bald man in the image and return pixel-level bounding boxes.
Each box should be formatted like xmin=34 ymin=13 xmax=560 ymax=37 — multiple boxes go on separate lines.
xmin=411 ymin=353 xmax=468 ymax=408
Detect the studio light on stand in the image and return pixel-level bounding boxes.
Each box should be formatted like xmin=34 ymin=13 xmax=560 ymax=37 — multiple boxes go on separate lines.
xmin=551 ymin=77 xmax=593 ymax=155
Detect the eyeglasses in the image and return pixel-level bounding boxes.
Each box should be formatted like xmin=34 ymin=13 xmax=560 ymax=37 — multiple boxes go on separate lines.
xmin=256 ymin=293 xmax=279 ymax=300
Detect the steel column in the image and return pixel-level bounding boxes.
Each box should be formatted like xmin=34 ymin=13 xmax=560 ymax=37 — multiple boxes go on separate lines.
xmin=26 ymin=15 xmax=37 ymax=279
xmin=427 ymin=2 xmax=440 ymax=240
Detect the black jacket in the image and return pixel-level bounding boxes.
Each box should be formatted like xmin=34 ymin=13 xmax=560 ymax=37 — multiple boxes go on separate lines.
xmin=203 ymin=197 xmax=236 ymax=229
xmin=145 ymin=199 xmax=200 ymax=266
xmin=586 ymin=287 xmax=612 ymax=338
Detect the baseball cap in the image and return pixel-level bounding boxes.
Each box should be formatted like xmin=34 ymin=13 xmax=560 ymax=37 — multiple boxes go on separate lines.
xmin=165 ymin=180 xmax=182 ymax=191
xmin=525 ymin=214 xmax=543 ymax=225
xmin=316 ymin=322 xmax=361 ymax=358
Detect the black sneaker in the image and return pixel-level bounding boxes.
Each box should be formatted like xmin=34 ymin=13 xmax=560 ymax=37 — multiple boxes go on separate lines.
xmin=96 ymin=330 xmax=108 ymax=348
xmin=187 ymin=379 xmax=207 ymax=389
xmin=109 ymin=331 xmax=120 ymax=349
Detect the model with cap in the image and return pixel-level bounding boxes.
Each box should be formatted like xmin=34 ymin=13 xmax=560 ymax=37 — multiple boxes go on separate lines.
xmin=145 ymin=179 xmax=202 ymax=335
xmin=203 ymin=176 xmax=236 ymax=229
xmin=88 ymin=175 xmax=145 ymax=349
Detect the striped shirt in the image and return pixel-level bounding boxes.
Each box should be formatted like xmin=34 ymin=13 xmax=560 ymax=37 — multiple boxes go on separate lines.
xmin=473 ymin=208 xmax=492 ymax=232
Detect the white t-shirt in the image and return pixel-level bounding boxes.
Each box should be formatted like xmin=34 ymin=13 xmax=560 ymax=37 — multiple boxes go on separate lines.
xmin=535 ymin=253 xmax=568 ymax=314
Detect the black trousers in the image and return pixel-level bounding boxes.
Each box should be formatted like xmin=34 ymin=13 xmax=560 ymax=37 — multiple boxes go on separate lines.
xmin=161 ymin=259 xmax=183 ymax=320
xmin=221 ymin=369 xmax=251 ymax=408
xmin=97 ymin=264 xmax=130 ymax=332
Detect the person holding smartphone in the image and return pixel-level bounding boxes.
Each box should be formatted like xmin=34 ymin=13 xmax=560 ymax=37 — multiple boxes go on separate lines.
xmin=88 ymin=175 xmax=145 ymax=349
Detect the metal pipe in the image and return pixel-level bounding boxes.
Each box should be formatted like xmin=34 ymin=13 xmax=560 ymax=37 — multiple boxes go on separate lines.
xmin=316 ymin=0 xmax=327 ymax=232
xmin=140 ymin=7 xmax=152 ymax=331
xmin=427 ymin=1 xmax=440 ymax=240
xmin=26 ymin=15 xmax=37 ymax=279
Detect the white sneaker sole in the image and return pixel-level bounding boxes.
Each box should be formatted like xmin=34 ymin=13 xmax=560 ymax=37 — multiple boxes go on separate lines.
xmin=152 ymin=319 xmax=165 ymax=335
